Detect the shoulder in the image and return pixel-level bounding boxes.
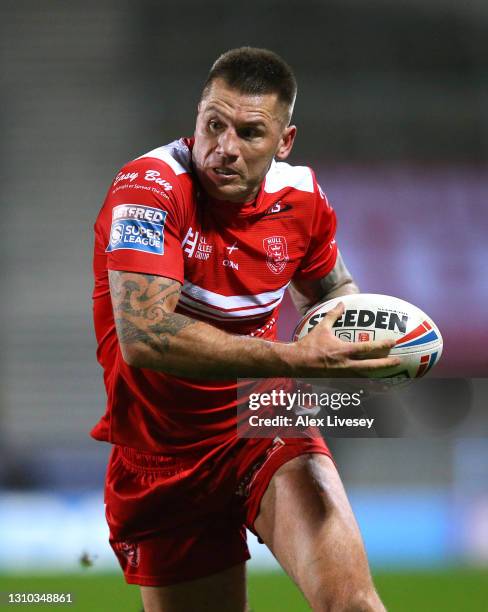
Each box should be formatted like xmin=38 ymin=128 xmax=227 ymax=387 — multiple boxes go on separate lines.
xmin=263 ymin=160 xmax=331 ymax=215
xmin=264 ymin=160 xmax=315 ymax=196
xmin=99 ymin=139 xmax=195 ymax=230
xmin=110 ymin=138 xmax=193 ymax=191
xmin=134 ymin=138 xmax=193 ymax=177
xmin=103 ymin=138 xmax=195 ymax=207
xmin=262 ymin=160 xmax=335 ymax=238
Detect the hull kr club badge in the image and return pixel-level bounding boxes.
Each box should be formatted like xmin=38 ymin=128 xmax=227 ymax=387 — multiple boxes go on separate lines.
xmin=263 ymin=235 xmax=289 ymax=274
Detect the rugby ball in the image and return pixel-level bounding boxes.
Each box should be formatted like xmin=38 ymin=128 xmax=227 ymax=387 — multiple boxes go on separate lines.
xmin=293 ymin=294 xmax=443 ymax=379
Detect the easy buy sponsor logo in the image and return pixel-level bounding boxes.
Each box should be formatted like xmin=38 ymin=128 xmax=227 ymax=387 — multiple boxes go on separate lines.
xmin=144 ymin=169 xmax=173 ymax=191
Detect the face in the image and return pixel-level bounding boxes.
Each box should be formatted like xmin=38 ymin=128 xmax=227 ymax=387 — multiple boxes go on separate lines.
xmin=192 ymin=79 xmax=297 ymax=203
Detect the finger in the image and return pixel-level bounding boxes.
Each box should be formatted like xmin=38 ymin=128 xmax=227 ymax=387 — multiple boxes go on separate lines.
xmin=345 ymin=339 xmax=396 ymax=357
xmin=346 ymin=356 xmax=401 ymax=372
xmin=319 ymin=302 xmax=345 ymax=329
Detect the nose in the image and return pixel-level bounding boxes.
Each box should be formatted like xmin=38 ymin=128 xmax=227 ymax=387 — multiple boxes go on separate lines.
xmin=216 ymin=128 xmax=239 ymax=160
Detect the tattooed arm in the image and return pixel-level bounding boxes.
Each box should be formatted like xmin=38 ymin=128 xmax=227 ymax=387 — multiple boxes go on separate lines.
xmin=109 ymin=270 xmax=398 ymax=378
xmin=109 ymin=270 xmax=294 ymax=378
xmin=289 ymin=251 xmax=359 ymax=316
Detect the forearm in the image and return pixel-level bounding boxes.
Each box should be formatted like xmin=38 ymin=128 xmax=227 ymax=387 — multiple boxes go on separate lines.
xmin=117 ymin=310 xmax=295 ymax=379
xmin=109 ymin=269 xmax=297 ymax=379
xmin=109 ymin=270 xmax=399 ymax=380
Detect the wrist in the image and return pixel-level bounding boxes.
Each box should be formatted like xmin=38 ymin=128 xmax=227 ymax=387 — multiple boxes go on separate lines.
xmin=270 ymin=341 xmax=302 ymax=377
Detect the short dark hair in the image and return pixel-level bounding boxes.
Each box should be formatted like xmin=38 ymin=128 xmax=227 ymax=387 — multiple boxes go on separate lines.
xmin=202 ymin=47 xmax=297 ymax=120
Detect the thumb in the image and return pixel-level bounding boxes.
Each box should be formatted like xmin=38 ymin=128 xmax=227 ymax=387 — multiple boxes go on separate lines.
xmin=319 ymin=301 xmax=345 ymax=330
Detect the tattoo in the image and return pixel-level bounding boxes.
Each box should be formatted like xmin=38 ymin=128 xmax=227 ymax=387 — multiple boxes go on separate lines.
xmin=109 ymin=271 xmax=197 ymax=355
xmin=148 ymin=314 xmax=196 ymax=337
xmin=114 ymin=317 xmax=169 ymax=352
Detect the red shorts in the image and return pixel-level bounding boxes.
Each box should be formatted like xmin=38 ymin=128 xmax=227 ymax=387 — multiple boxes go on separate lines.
xmin=105 ymin=436 xmax=331 ymax=586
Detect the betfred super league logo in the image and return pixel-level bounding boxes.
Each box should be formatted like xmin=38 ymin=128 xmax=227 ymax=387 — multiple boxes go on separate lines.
xmin=263 ymin=235 xmax=289 ymax=274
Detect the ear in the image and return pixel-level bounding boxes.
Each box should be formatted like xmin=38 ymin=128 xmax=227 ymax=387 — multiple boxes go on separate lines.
xmin=275 ymin=125 xmax=297 ymax=161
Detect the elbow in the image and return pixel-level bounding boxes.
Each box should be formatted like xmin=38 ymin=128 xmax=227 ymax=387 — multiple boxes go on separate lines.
xmin=119 ymin=343 xmax=147 ymax=369
xmin=118 ymin=340 xmax=177 ymax=375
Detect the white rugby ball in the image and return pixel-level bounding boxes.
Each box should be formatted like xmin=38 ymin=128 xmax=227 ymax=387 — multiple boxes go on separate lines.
xmin=293 ymin=294 xmax=443 ymax=379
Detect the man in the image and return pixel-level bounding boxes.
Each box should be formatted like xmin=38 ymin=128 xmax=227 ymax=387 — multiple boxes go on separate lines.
xmin=92 ymin=47 xmax=398 ymax=611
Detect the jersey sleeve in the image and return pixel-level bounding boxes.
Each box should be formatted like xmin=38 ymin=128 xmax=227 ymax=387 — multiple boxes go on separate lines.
xmin=99 ymin=158 xmax=186 ymax=284
xmin=294 ymin=172 xmax=338 ymax=281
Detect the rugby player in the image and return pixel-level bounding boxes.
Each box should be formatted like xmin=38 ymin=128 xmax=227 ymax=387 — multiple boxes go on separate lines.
xmin=92 ymin=47 xmax=398 ymax=611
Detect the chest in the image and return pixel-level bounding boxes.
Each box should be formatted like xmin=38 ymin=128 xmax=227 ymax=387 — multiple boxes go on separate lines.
xmin=180 ymin=208 xmax=308 ymax=295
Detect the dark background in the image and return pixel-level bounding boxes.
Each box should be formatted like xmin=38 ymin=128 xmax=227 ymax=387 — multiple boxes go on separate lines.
xmin=1 ymin=0 xmax=487 ymax=571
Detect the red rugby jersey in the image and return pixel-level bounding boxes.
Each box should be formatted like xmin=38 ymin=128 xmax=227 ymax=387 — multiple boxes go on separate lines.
xmin=92 ymin=138 xmax=338 ymax=453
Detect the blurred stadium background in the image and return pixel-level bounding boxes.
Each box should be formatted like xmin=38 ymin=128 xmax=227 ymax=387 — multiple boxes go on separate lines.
xmin=1 ymin=0 xmax=487 ymax=610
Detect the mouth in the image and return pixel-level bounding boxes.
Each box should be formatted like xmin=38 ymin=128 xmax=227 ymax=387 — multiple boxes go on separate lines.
xmin=212 ymin=167 xmax=239 ymax=179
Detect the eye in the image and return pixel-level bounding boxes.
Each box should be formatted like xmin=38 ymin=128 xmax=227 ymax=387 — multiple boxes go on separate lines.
xmin=208 ymin=119 xmax=223 ymax=132
xmin=238 ymin=127 xmax=262 ymax=140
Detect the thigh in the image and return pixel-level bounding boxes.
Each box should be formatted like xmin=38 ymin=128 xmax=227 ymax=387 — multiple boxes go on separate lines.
xmin=106 ymin=446 xmax=250 ymax=597
xmin=140 ymin=562 xmax=247 ymax=612
xmin=254 ymin=454 xmax=379 ymax=610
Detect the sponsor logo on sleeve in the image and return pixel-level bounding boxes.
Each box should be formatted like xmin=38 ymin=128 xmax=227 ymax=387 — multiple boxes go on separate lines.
xmin=263 ymin=235 xmax=289 ymax=274
xmin=106 ymin=204 xmax=167 ymax=255
xmin=113 ymin=171 xmax=139 ymax=186
xmin=144 ymin=169 xmax=173 ymax=191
